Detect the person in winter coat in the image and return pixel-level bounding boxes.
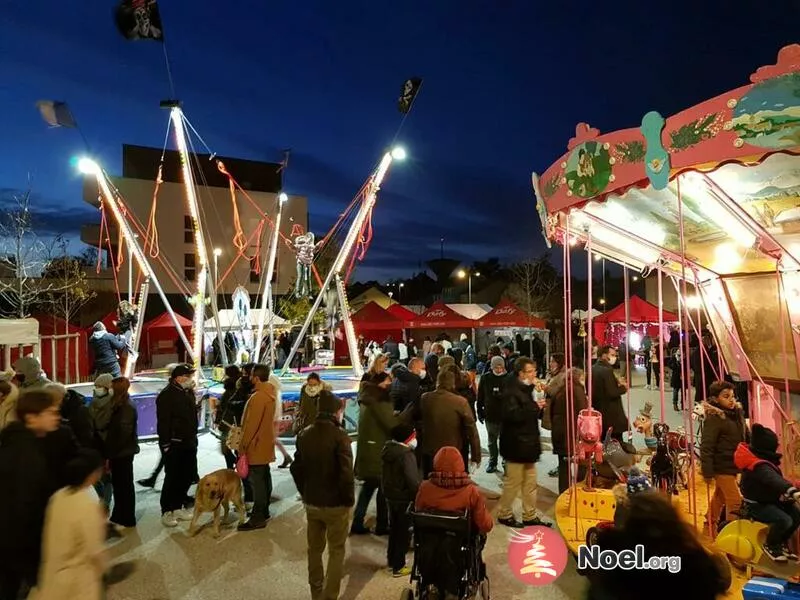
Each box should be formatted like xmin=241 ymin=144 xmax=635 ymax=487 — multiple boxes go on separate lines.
xmin=88 ymin=322 xmax=126 ymax=378
xmin=352 ymin=372 xmax=396 ymax=535
xmin=213 ymin=365 xmax=241 ymax=469
xmin=46 ymin=383 xmax=94 ymax=449
xmin=14 ymin=356 xmax=51 ymax=390
xmin=546 ymin=354 xmax=588 ymax=494
xmin=477 ymin=356 xmax=507 ymax=474
xmin=691 ymin=331 xmax=719 ymax=402
xmin=104 ymin=377 xmax=139 ymax=528
xmin=414 ymin=446 xmax=492 ymax=598
xmin=591 ymin=345 xmax=629 ymax=442
xmin=294 ymin=372 xmax=335 ymax=434
xmin=381 ymin=423 xmax=420 ymax=576
xmin=0 ymin=390 xmax=62 ymax=599
xmin=701 ymin=380 xmax=748 ymax=532
xmin=497 ymin=357 xmax=549 ymax=528
xmin=238 ymin=364 xmax=277 ymax=531
xmin=156 ymin=363 xmax=199 ymax=528
xmin=389 ymin=359 xmax=425 ymax=413
xmin=735 ymin=424 xmax=800 ymax=562
xmin=0 ymin=377 xmax=19 ymax=432
xmin=290 ymin=389 xmax=354 ymax=600
xmin=586 ymin=491 xmax=730 ymax=600
xmin=422 ymin=343 xmax=445 ymax=393
xmin=362 ymin=353 xmax=390 ymax=384
xmin=31 ymin=449 xmax=108 ymax=600
xmin=669 ymin=347 xmax=683 ymax=411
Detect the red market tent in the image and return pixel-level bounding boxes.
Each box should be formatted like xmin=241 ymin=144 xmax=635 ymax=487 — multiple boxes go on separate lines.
xmin=351 ymin=302 xmax=405 ymax=330
xmin=386 ymin=303 xmax=417 ymax=322
xmin=142 ymin=311 xmax=193 ymax=367
xmin=406 ymin=301 xmax=476 ymax=329
xmin=592 ymin=296 xmax=679 ymax=345
xmin=477 ymin=299 xmax=546 ymax=329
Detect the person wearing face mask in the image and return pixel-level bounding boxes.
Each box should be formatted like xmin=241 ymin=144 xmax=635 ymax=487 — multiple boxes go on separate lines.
xmin=389 ymin=358 xmax=425 ymax=414
xmin=89 ymin=373 xmax=115 ymax=511
xmin=591 ymin=345 xmax=629 ymax=443
xmin=477 ymin=356 xmax=508 ymax=474
xmin=497 ymin=357 xmax=549 ymax=528
xmin=156 ymin=364 xmax=199 ymax=528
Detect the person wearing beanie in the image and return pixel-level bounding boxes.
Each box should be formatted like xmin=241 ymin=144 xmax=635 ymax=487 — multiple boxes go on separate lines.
xmin=290 ymin=389 xmax=354 ymax=600
xmin=611 ymin=466 xmax=653 ymax=527
xmin=381 ymin=423 xmax=420 ymax=577
xmin=13 ymin=356 xmax=51 ymax=390
xmin=33 ymin=448 xmax=108 ymax=600
xmin=700 ymin=381 xmax=748 ymax=535
xmin=477 ymin=355 xmax=508 ymax=473
xmin=88 ymin=322 xmax=126 ymax=379
xmin=735 ymin=424 xmax=800 ymax=562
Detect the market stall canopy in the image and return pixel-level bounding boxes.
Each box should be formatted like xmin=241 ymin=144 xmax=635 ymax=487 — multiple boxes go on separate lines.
xmin=143 ymin=312 xmax=193 ymax=334
xmin=386 ymin=304 xmax=418 ymax=321
xmin=0 ymin=318 xmax=39 ymax=345
xmin=447 ymin=303 xmax=492 ymax=320
xmin=406 ymin=301 xmax=476 ymax=329
xmin=572 ymin=309 xmax=602 ymax=320
xmin=205 ymin=308 xmax=287 ymax=331
xmin=593 ymin=295 xmax=678 ymax=324
xmin=477 ymin=299 xmax=546 ymax=328
xmin=351 ymin=301 xmax=405 ymax=330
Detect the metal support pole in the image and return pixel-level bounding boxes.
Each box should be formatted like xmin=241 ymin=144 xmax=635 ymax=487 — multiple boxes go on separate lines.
xmin=280 ymin=152 xmax=395 ymax=376
xmin=127 ymin=241 xmax=133 ymax=303
xmin=254 ymin=193 xmax=286 ymax=365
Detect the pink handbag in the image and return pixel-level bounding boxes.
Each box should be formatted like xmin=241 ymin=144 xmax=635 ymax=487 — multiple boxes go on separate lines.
xmin=235 ymin=454 xmax=249 ymax=479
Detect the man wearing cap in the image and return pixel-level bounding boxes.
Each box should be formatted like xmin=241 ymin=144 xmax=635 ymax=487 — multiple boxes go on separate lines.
xmin=291 ymin=388 xmax=354 ymax=600
xmin=477 ymin=356 xmax=507 ymax=473
xmin=156 ymin=363 xmax=199 ymax=527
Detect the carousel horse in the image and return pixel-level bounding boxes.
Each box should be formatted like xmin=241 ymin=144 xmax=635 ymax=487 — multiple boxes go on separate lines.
xmin=649 ymin=422 xmax=678 ymax=495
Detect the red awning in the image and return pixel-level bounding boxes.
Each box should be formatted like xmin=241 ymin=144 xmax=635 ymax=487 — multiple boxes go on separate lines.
xmin=351 ymin=301 xmax=405 ymax=330
xmin=477 ymin=299 xmax=546 ymax=328
xmin=406 ymin=301 xmax=476 ymax=329
xmin=142 ymin=311 xmax=193 ymax=332
xmin=593 ymin=295 xmax=679 ymax=324
xmin=386 ymin=304 xmax=417 ymax=322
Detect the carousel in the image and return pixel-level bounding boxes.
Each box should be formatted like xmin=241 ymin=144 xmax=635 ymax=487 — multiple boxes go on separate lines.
xmin=534 ymin=44 xmax=800 ymax=597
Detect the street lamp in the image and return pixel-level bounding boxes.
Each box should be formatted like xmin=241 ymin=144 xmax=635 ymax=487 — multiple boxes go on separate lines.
xmin=457 ymin=269 xmax=480 ymax=304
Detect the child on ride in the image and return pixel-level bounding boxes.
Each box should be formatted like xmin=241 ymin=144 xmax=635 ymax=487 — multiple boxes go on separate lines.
xmin=734 ymin=424 xmax=800 ymax=562
xmin=701 ymin=380 xmax=748 ymax=534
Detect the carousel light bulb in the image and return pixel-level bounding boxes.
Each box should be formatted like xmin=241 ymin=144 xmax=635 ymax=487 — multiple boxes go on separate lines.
xmin=390 ymin=147 xmax=407 ymax=161
xmin=77 ymin=158 xmax=100 ymax=175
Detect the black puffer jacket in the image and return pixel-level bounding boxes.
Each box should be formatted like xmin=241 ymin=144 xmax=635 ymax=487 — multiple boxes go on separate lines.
xmin=735 ymin=443 xmax=796 ymax=504
xmin=381 ymin=440 xmax=420 ymax=503
xmin=499 ymin=377 xmax=542 ymax=463
xmin=0 ymin=422 xmax=52 ymax=574
xmin=156 ymin=381 xmax=198 ymax=451
xmin=105 ymin=398 xmax=140 ymax=459
xmin=42 ymin=425 xmax=78 ymax=489
xmin=700 ymin=400 xmax=748 ymax=478
xmin=390 ymin=363 xmax=421 ymax=413
xmin=591 ymin=359 xmax=629 ymax=438
xmin=60 ymin=389 xmax=94 ymax=449
xmin=477 ymin=371 xmax=506 ymax=423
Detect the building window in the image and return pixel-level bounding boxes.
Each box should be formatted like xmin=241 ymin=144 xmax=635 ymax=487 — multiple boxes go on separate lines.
xmin=184 ymin=215 xmax=194 ymax=244
xmin=184 ymin=253 xmax=196 ymax=281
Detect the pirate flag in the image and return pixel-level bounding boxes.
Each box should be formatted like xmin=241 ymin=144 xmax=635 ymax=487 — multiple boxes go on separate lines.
xmin=115 ymin=0 xmax=164 ymax=41
xmin=36 ymin=101 xmax=77 ymax=128
xmin=397 ymin=77 xmax=422 ymax=114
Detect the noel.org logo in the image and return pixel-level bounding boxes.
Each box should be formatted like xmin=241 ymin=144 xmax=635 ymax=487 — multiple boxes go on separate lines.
xmin=507 ymin=526 xmax=568 ymax=586
xmin=426 ymin=309 xmax=448 ymax=318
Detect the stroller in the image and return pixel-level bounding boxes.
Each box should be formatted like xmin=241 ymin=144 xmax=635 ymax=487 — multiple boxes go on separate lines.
xmin=401 ymin=510 xmax=489 ymax=600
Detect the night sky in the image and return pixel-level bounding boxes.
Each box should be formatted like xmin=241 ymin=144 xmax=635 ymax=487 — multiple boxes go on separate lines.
xmin=3 ymin=1 xmax=799 ymax=281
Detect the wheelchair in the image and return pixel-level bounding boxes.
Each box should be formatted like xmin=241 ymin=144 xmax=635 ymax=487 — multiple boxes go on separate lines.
xmin=400 ymin=510 xmax=490 ymax=600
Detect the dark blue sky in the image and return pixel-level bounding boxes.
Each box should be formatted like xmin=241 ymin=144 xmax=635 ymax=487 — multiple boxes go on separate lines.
xmin=3 ymin=1 xmax=798 ymax=281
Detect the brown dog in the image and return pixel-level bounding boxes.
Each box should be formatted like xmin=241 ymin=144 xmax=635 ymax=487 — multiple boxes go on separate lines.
xmin=189 ymin=468 xmax=246 ymax=537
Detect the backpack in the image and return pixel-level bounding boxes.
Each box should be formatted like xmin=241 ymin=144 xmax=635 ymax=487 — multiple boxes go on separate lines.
xmin=89 ymin=395 xmax=114 ymax=443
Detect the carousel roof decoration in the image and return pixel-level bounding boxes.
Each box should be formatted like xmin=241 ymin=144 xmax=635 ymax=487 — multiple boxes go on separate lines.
xmin=534 ymin=44 xmax=800 ymax=386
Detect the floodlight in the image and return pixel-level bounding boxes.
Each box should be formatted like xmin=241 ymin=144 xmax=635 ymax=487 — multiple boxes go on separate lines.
xmin=457 ymin=270 xmax=466 ymax=279
xmin=391 ymin=147 xmax=407 ymax=161
xmin=213 ymin=248 xmax=222 ymax=257
xmin=279 ymin=192 xmax=288 ymax=204
xmin=77 ymin=158 xmax=99 ymax=175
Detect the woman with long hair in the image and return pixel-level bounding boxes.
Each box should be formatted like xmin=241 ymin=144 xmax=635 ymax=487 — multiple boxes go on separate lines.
xmin=105 ymin=377 xmax=139 ymax=529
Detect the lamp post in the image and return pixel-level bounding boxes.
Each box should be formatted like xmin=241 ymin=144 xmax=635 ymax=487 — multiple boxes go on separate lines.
xmin=398 ymin=282 xmax=404 ymax=301
xmin=457 ymin=269 xmax=480 ymax=304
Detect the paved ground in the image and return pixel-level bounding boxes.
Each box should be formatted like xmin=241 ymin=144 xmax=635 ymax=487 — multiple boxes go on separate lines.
xmin=106 ymin=366 xmax=686 ymax=600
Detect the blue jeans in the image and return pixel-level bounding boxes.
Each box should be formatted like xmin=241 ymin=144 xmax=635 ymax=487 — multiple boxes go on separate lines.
xmin=748 ymin=501 xmax=800 ymax=546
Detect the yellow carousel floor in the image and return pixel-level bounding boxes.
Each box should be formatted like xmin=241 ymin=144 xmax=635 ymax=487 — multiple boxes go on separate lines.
xmin=554 ymin=477 xmax=749 ymax=599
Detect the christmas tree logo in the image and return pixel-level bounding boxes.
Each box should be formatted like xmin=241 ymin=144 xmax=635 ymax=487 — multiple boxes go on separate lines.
xmin=507 ymin=525 xmax=568 ymax=586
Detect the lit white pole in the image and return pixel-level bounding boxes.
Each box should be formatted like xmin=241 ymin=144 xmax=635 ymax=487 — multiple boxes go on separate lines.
xmin=254 ymin=192 xmax=287 ymax=365
xmin=212 ymin=247 xmax=228 ymax=367
xmin=79 ymin=159 xmax=194 ymax=361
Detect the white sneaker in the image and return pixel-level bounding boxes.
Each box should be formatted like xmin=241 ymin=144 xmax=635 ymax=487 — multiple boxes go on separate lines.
xmin=162 ymin=512 xmax=178 ymax=527
xmin=174 ymin=508 xmax=194 ymax=521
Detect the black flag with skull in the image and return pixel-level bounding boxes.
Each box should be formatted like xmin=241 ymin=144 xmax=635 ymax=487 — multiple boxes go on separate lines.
xmin=397 ymin=77 xmax=423 ymax=114
xmin=115 ymin=0 xmax=164 ymax=41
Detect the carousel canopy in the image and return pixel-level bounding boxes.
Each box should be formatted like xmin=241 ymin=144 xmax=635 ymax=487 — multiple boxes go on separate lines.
xmin=406 ymin=301 xmax=476 ymax=329
xmin=351 ymin=301 xmax=404 ymax=330
xmin=594 ymin=295 xmax=678 ymax=324
xmin=477 ymin=299 xmax=546 ymax=328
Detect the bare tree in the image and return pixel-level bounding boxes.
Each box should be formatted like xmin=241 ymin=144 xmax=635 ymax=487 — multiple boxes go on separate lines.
xmin=42 ymin=238 xmax=97 ymax=331
xmin=0 ymin=187 xmax=66 ymax=318
xmin=507 ymin=253 xmax=560 ymax=319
